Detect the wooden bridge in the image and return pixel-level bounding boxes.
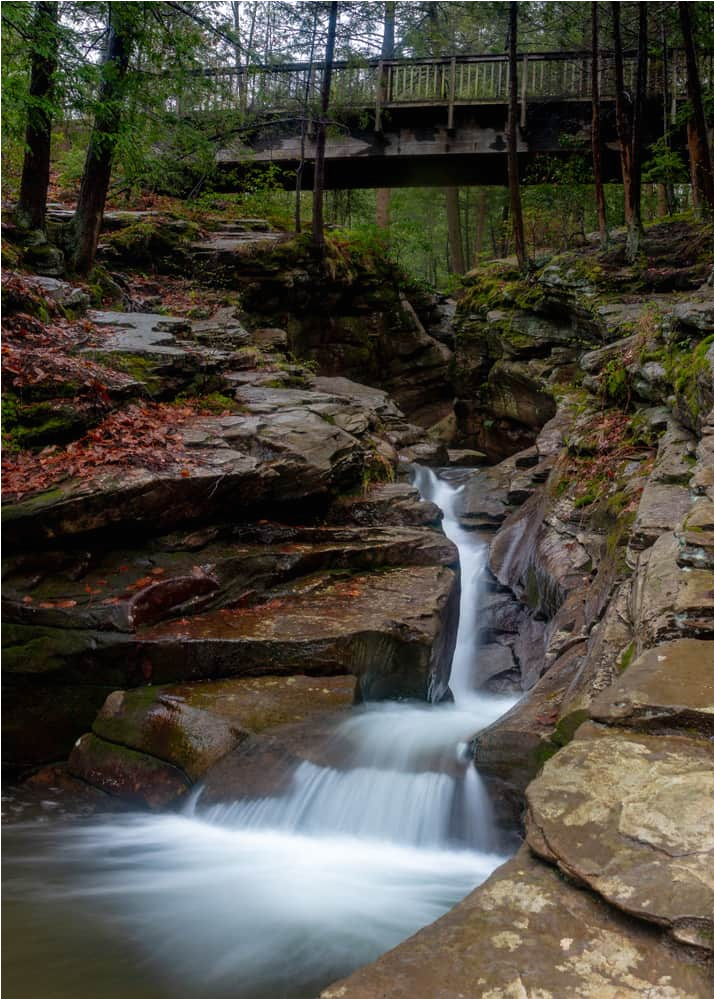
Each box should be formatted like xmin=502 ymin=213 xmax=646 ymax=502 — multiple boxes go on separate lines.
xmin=189 ymin=50 xmax=710 ymax=189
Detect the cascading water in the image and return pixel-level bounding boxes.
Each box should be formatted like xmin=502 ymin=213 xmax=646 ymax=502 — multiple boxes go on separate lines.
xmin=2 ymin=466 xmax=518 ymax=1000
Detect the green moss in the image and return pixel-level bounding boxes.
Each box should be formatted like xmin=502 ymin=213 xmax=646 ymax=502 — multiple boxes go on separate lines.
xmin=552 ymin=709 xmax=589 ymax=747
xmin=2 ymin=624 xmax=94 ymax=675
xmin=98 ymin=352 xmax=164 ymax=395
xmin=103 ymin=217 xmax=200 ymax=265
xmin=525 ymin=565 xmax=540 ymax=609
xmin=534 ymin=740 xmax=559 ymax=771
xmin=615 ymin=641 xmax=636 ymax=674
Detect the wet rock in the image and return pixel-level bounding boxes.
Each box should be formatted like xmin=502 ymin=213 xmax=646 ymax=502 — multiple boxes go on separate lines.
xmin=326 ymin=483 xmax=442 ymax=528
xmin=446 ymin=448 xmax=488 ymax=467
xmin=2 ymin=764 xmax=125 ymax=824
xmin=1 ymin=523 xmax=457 ymax=766
xmin=199 ymin=712 xmax=350 ymax=802
xmin=475 ymin=644 xmax=517 ymax=686
xmin=2 ymin=407 xmax=369 ymax=549
xmin=131 ymin=564 xmax=459 ymax=703
xmin=91 ymin=674 xmax=355 ymax=783
xmin=22 ymin=276 xmax=90 ymax=313
xmin=472 ymin=641 xmax=585 ymax=796
xmin=589 ymin=639 xmax=714 ymax=735
xmin=629 ymin=483 xmax=693 ymax=552
xmin=68 ymin=732 xmax=191 ymax=809
xmin=525 ymin=722 xmax=714 ymax=950
xmin=632 ymin=532 xmax=714 ymax=646
xmin=321 ymin=846 xmax=711 ymax=999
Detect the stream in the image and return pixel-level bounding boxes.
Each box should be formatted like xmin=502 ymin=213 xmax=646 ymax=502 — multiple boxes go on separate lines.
xmin=2 ymin=467 xmax=519 ymax=999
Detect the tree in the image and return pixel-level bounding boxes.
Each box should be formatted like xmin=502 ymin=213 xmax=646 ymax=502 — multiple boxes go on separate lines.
xmin=311 ymin=1 xmax=338 ymax=251
xmin=375 ymin=0 xmax=395 ymax=231
xmin=625 ymin=2 xmax=647 ymax=261
xmin=446 ymin=187 xmax=465 ymax=274
xmin=612 ymin=3 xmax=633 ymax=226
xmin=590 ymin=1 xmax=608 ymax=247
xmin=67 ymin=4 xmax=137 ymax=275
xmin=15 ymin=1 xmax=59 ymax=233
xmin=507 ymin=1 xmax=526 ymax=270
xmin=679 ymin=1 xmax=713 ymax=215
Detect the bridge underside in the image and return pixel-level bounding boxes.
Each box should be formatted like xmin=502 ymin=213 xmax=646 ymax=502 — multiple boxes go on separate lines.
xmin=215 ymin=99 xmax=679 ymax=190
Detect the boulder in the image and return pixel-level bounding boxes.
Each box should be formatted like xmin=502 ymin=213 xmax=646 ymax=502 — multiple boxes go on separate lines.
xmin=589 ymin=638 xmax=713 ymax=735
xmin=131 ymin=564 xmax=459 ymax=702
xmin=526 ymin=722 xmax=713 ymax=950
xmin=321 ymin=846 xmax=711 ymax=999
xmin=632 ymin=532 xmax=714 ymax=646
xmin=87 ymin=674 xmax=354 ymax=791
xmin=2 ymin=408 xmax=368 ymax=549
xmin=68 ymin=732 xmax=191 ymax=809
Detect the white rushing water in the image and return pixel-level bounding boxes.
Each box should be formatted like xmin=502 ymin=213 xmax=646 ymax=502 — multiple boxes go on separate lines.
xmin=3 ymin=466 xmax=518 ymax=999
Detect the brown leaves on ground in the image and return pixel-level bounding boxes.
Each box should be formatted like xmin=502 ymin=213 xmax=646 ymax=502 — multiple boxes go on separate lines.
xmin=2 ymin=275 xmax=136 ymax=398
xmin=2 ymin=402 xmax=204 ymax=501
xmin=563 ymin=407 xmax=652 ymax=513
xmin=128 ymin=274 xmax=236 ymax=318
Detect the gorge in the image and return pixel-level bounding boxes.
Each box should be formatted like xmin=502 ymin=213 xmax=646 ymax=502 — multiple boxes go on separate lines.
xmin=2 ymin=211 xmax=713 ymax=999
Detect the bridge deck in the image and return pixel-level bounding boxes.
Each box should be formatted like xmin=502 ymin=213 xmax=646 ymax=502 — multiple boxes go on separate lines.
xmin=189 ymin=49 xmax=711 ymax=118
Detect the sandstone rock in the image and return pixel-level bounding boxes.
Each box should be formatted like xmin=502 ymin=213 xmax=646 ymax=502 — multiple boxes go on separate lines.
xmin=22 ymin=276 xmax=90 ymax=312
xmin=590 ymin=638 xmax=714 ymax=735
xmin=321 ymin=846 xmax=711 ymax=999
xmin=630 ymin=483 xmax=693 ymax=552
xmin=91 ymin=674 xmax=354 ymax=784
xmin=2 ymin=523 xmax=458 ymax=767
xmin=2 ymin=407 xmax=368 ymax=549
xmin=68 ymin=732 xmax=191 ymax=809
xmin=198 ymin=712 xmax=350 ymax=802
xmin=472 ymin=641 xmax=585 ymax=796
xmin=526 ymin=722 xmax=714 ymax=950
xmin=446 ymin=448 xmax=488 ymax=467
xmin=632 ymin=532 xmax=714 ymax=646
xmin=131 ymin=565 xmax=459 ymax=703
xmin=327 ymin=483 xmax=442 ymax=528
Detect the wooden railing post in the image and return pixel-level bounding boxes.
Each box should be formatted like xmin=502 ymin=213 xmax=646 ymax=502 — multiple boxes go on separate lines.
xmin=448 ymin=56 xmax=456 ymax=130
xmin=520 ymin=53 xmax=528 ymax=126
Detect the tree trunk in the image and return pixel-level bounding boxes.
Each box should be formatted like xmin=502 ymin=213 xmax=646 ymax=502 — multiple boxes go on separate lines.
xmin=68 ymin=7 xmax=134 ymax=275
xmin=473 ymin=188 xmax=487 ymax=265
xmin=375 ymin=2 xmax=395 ymax=230
xmin=679 ymin=1 xmax=713 ymax=214
xmin=376 ymin=188 xmax=391 ymax=229
xmin=312 ymin=1 xmax=338 ymax=251
xmin=445 ymin=187 xmax=465 ymax=274
xmin=612 ymin=2 xmax=633 ymax=226
xmin=15 ymin=2 xmax=59 ymax=233
xmin=507 ymin=2 xmax=526 ymax=270
xmin=657 ymin=184 xmax=669 ymax=217
xmin=591 ymin=2 xmax=608 ymax=247
xmin=296 ymin=5 xmax=319 ymax=233
xmin=625 ymin=3 xmax=647 ymax=261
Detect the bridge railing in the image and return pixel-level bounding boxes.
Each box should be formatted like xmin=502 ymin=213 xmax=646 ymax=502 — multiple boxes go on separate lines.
xmin=184 ymin=49 xmax=712 ymax=119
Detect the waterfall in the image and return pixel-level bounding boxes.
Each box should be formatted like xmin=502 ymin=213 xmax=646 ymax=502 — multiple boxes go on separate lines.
xmin=2 ymin=465 xmax=518 ymax=1000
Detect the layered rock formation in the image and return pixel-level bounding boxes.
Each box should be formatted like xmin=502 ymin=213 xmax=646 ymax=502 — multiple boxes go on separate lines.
xmin=2 ymin=260 xmax=459 ymax=808
xmin=323 ymin=229 xmax=714 ymax=998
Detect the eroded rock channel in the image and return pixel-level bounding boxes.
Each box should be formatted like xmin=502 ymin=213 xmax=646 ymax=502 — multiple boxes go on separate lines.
xmin=2 ymin=216 xmax=713 ymax=998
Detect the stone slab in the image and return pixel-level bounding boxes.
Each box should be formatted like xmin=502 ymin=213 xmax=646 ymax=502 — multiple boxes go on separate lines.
xmin=589 ymin=638 xmax=714 ymax=734
xmin=321 ymin=846 xmax=711 ymax=999
xmin=525 ymin=723 xmax=713 ymax=949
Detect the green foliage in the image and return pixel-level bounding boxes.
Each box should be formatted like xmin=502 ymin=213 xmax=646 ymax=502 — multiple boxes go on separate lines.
xmin=600 ymin=359 xmax=631 ymax=407
xmin=643 ymin=136 xmax=689 ymax=187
